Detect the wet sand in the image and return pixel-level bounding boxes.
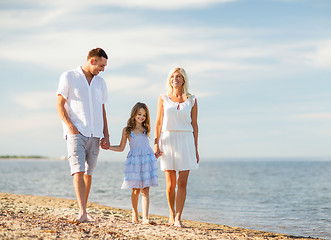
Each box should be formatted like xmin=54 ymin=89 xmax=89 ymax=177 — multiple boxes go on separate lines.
xmin=0 ymin=193 xmax=321 ymax=239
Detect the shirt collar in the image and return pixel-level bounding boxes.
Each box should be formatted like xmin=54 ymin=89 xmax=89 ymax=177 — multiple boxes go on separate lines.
xmin=76 ymin=66 xmax=85 ymax=76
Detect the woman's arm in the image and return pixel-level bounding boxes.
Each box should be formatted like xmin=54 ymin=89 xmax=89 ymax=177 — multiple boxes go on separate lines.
xmin=154 ymin=96 xmax=164 ymax=158
xmin=191 ymin=98 xmax=199 ymax=163
xmin=108 ymin=128 xmax=128 ymax=152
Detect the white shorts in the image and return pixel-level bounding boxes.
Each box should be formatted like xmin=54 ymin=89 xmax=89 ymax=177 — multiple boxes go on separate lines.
xmin=66 ymin=133 xmax=100 ymax=175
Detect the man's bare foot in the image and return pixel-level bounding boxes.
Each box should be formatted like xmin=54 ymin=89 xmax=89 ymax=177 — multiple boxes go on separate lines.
xmin=71 ymin=218 xmax=81 ymax=224
xmin=87 ymin=213 xmax=95 ymax=221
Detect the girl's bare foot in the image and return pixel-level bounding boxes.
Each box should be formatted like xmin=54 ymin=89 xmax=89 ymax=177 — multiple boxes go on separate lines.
xmin=168 ymin=215 xmax=175 ymax=226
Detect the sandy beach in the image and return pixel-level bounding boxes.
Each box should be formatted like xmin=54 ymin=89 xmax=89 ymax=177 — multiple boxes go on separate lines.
xmin=0 ymin=192 xmax=321 ymax=240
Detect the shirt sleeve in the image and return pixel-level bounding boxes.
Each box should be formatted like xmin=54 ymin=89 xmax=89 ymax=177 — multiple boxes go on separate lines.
xmin=56 ymin=72 xmax=69 ymax=99
xmin=101 ymin=78 xmax=108 ymax=104
xmin=161 ymin=94 xmax=167 ymax=101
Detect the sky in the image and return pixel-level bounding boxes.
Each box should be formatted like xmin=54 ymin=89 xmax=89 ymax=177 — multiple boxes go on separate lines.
xmin=0 ymin=0 xmax=331 ymax=160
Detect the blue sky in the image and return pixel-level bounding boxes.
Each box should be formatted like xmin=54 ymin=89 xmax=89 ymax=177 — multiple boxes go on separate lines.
xmin=1 ymin=0 xmax=331 ymax=160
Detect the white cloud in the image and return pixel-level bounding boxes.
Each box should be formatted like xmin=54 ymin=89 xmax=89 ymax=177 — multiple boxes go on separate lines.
xmin=105 ymin=74 xmax=164 ymax=98
xmin=12 ymin=91 xmax=55 ymax=110
xmin=304 ymin=40 xmax=331 ymax=69
xmin=0 ymin=8 xmax=68 ymax=30
xmin=105 ymin=75 xmax=149 ymax=92
xmin=0 ymin=112 xmax=58 ymax=135
xmin=0 ymin=27 xmax=187 ymax=70
xmin=0 ymin=15 xmax=328 ymax=77
xmin=3 ymin=0 xmax=237 ymax=10
xmin=98 ymin=0 xmax=237 ymax=10
xmin=291 ymin=113 xmax=331 ymax=121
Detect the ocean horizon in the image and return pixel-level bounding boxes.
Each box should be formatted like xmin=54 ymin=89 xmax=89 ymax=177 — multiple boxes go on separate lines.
xmin=0 ymin=158 xmax=330 ymax=239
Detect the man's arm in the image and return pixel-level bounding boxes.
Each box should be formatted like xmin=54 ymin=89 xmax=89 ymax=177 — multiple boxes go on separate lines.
xmin=100 ymin=104 xmax=110 ymax=149
xmin=56 ymin=94 xmax=79 ymax=135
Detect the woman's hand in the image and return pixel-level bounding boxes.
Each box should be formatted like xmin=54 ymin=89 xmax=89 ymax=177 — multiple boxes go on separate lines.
xmin=196 ymin=150 xmax=200 ymax=164
xmin=154 ymin=145 xmax=163 ymax=158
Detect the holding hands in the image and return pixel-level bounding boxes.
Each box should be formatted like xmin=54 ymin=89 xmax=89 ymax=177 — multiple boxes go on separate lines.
xmin=100 ymin=137 xmax=110 ymax=149
xmin=154 ymin=144 xmax=163 ymax=158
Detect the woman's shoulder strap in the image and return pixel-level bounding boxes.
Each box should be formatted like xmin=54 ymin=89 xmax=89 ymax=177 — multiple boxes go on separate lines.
xmin=189 ymin=94 xmax=196 ymax=105
xmin=160 ymin=94 xmax=168 ymax=100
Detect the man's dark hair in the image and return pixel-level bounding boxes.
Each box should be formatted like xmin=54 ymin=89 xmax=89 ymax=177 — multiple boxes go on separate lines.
xmin=87 ymin=48 xmax=108 ymax=60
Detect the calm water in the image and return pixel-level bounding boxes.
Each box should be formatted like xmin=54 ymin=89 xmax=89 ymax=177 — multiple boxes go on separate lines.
xmin=0 ymin=159 xmax=330 ymax=239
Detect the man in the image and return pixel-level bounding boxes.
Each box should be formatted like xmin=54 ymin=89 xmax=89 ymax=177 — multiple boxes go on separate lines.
xmin=56 ymin=48 xmax=110 ymax=222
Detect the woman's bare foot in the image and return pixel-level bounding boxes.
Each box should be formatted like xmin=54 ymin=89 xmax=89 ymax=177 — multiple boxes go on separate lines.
xmin=143 ymin=219 xmax=150 ymax=225
xmin=72 ymin=213 xmax=88 ymax=223
xmin=174 ymin=219 xmax=184 ymax=228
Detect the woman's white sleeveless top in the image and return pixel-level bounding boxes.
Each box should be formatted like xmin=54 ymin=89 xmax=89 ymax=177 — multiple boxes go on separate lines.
xmin=161 ymin=94 xmax=196 ymax=132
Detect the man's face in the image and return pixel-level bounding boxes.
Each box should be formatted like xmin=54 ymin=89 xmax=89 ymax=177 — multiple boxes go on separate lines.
xmin=90 ymin=57 xmax=107 ymax=76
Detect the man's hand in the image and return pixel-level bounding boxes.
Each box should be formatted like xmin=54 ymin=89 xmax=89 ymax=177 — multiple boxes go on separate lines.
xmin=100 ymin=137 xmax=110 ymax=149
xmin=69 ymin=125 xmax=80 ymax=135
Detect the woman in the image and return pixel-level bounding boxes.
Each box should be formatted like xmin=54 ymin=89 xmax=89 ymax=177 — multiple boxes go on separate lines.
xmin=154 ymin=67 xmax=199 ymax=227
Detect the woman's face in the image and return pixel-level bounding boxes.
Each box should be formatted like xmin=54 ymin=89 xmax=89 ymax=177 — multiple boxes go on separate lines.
xmin=135 ymin=108 xmax=147 ymax=124
xmin=170 ymin=71 xmax=184 ymax=89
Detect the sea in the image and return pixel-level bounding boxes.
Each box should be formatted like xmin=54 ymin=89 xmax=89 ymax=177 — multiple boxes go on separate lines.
xmin=0 ymin=158 xmax=330 ymax=239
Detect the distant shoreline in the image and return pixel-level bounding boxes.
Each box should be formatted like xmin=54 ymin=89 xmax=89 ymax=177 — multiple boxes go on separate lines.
xmin=0 ymin=155 xmax=48 ymax=159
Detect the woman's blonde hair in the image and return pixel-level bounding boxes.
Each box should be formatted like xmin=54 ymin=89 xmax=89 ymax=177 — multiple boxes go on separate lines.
xmin=166 ymin=67 xmax=191 ymax=97
xmin=125 ymin=102 xmax=151 ymax=136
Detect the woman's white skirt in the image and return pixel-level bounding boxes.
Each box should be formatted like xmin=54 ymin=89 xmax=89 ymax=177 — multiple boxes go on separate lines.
xmin=159 ymin=131 xmax=199 ymax=171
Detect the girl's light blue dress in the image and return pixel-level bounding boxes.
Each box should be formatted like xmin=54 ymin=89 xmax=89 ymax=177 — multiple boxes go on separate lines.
xmin=121 ymin=131 xmax=158 ymax=189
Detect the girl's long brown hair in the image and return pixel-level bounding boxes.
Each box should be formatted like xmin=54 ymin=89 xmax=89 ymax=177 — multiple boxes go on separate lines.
xmin=125 ymin=102 xmax=151 ymax=136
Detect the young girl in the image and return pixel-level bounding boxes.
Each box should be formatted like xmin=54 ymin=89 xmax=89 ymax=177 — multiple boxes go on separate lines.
xmin=108 ymin=102 xmax=158 ymax=224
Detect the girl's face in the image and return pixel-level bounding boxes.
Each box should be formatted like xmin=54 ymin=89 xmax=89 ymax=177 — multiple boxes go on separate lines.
xmin=170 ymin=71 xmax=184 ymax=89
xmin=135 ymin=108 xmax=147 ymax=124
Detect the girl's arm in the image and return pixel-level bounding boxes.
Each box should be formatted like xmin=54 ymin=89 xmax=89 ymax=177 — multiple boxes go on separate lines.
xmin=154 ymin=96 xmax=164 ymax=158
xmin=108 ymin=128 xmax=128 ymax=152
xmin=191 ymin=98 xmax=199 ymax=163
